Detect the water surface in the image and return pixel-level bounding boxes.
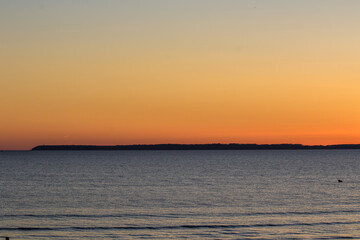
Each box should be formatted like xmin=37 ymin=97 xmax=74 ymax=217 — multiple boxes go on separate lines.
xmin=1 ymin=150 xmax=360 ymax=239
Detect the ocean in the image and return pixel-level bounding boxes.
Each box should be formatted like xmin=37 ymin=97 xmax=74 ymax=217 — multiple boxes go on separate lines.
xmin=1 ymin=150 xmax=360 ymax=239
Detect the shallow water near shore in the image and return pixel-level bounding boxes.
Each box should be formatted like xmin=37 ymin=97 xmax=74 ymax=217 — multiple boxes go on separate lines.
xmin=1 ymin=150 xmax=360 ymax=239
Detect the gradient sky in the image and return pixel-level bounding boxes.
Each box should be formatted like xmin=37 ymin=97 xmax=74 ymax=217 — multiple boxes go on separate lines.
xmin=1 ymin=0 xmax=360 ymax=150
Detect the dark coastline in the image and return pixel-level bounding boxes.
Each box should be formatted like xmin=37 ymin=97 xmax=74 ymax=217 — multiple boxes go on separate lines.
xmin=31 ymin=144 xmax=360 ymax=151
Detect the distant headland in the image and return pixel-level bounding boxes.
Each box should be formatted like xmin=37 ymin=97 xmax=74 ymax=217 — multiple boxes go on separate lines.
xmin=32 ymin=144 xmax=360 ymax=151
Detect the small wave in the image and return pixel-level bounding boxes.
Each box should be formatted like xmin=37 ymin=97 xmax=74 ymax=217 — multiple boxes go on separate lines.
xmin=3 ymin=209 xmax=360 ymax=219
xmin=2 ymin=213 xmax=162 ymax=219
xmin=243 ymin=209 xmax=360 ymax=216
xmin=2 ymin=221 xmax=360 ymax=232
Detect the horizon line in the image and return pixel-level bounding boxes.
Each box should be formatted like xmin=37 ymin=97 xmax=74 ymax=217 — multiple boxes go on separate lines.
xmin=3 ymin=143 xmax=360 ymax=151
xmin=29 ymin=143 xmax=360 ymax=151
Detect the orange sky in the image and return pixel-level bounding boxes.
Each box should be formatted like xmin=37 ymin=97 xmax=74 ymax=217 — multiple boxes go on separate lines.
xmin=1 ymin=1 xmax=360 ymax=150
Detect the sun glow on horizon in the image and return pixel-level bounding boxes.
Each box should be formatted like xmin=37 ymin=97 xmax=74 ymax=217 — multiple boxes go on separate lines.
xmin=1 ymin=0 xmax=360 ymax=150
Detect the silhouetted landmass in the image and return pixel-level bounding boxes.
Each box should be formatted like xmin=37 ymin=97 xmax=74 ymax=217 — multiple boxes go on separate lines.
xmin=32 ymin=144 xmax=360 ymax=151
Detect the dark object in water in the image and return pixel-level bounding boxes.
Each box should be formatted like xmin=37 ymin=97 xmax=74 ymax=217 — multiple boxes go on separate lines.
xmin=338 ymin=179 xmax=343 ymax=183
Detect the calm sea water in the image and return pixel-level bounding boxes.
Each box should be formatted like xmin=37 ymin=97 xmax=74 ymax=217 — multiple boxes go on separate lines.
xmin=1 ymin=150 xmax=360 ymax=239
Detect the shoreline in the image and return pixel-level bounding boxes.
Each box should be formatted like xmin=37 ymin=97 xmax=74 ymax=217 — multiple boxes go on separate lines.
xmin=31 ymin=144 xmax=360 ymax=151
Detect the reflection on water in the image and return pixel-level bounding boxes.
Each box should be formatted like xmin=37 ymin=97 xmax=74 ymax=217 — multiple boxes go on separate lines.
xmin=1 ymin=150 xmax=360 ymax=239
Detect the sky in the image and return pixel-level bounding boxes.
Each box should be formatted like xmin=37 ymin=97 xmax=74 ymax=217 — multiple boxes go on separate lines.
xmin=1 ymin=0 xmax=360 ymax=150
